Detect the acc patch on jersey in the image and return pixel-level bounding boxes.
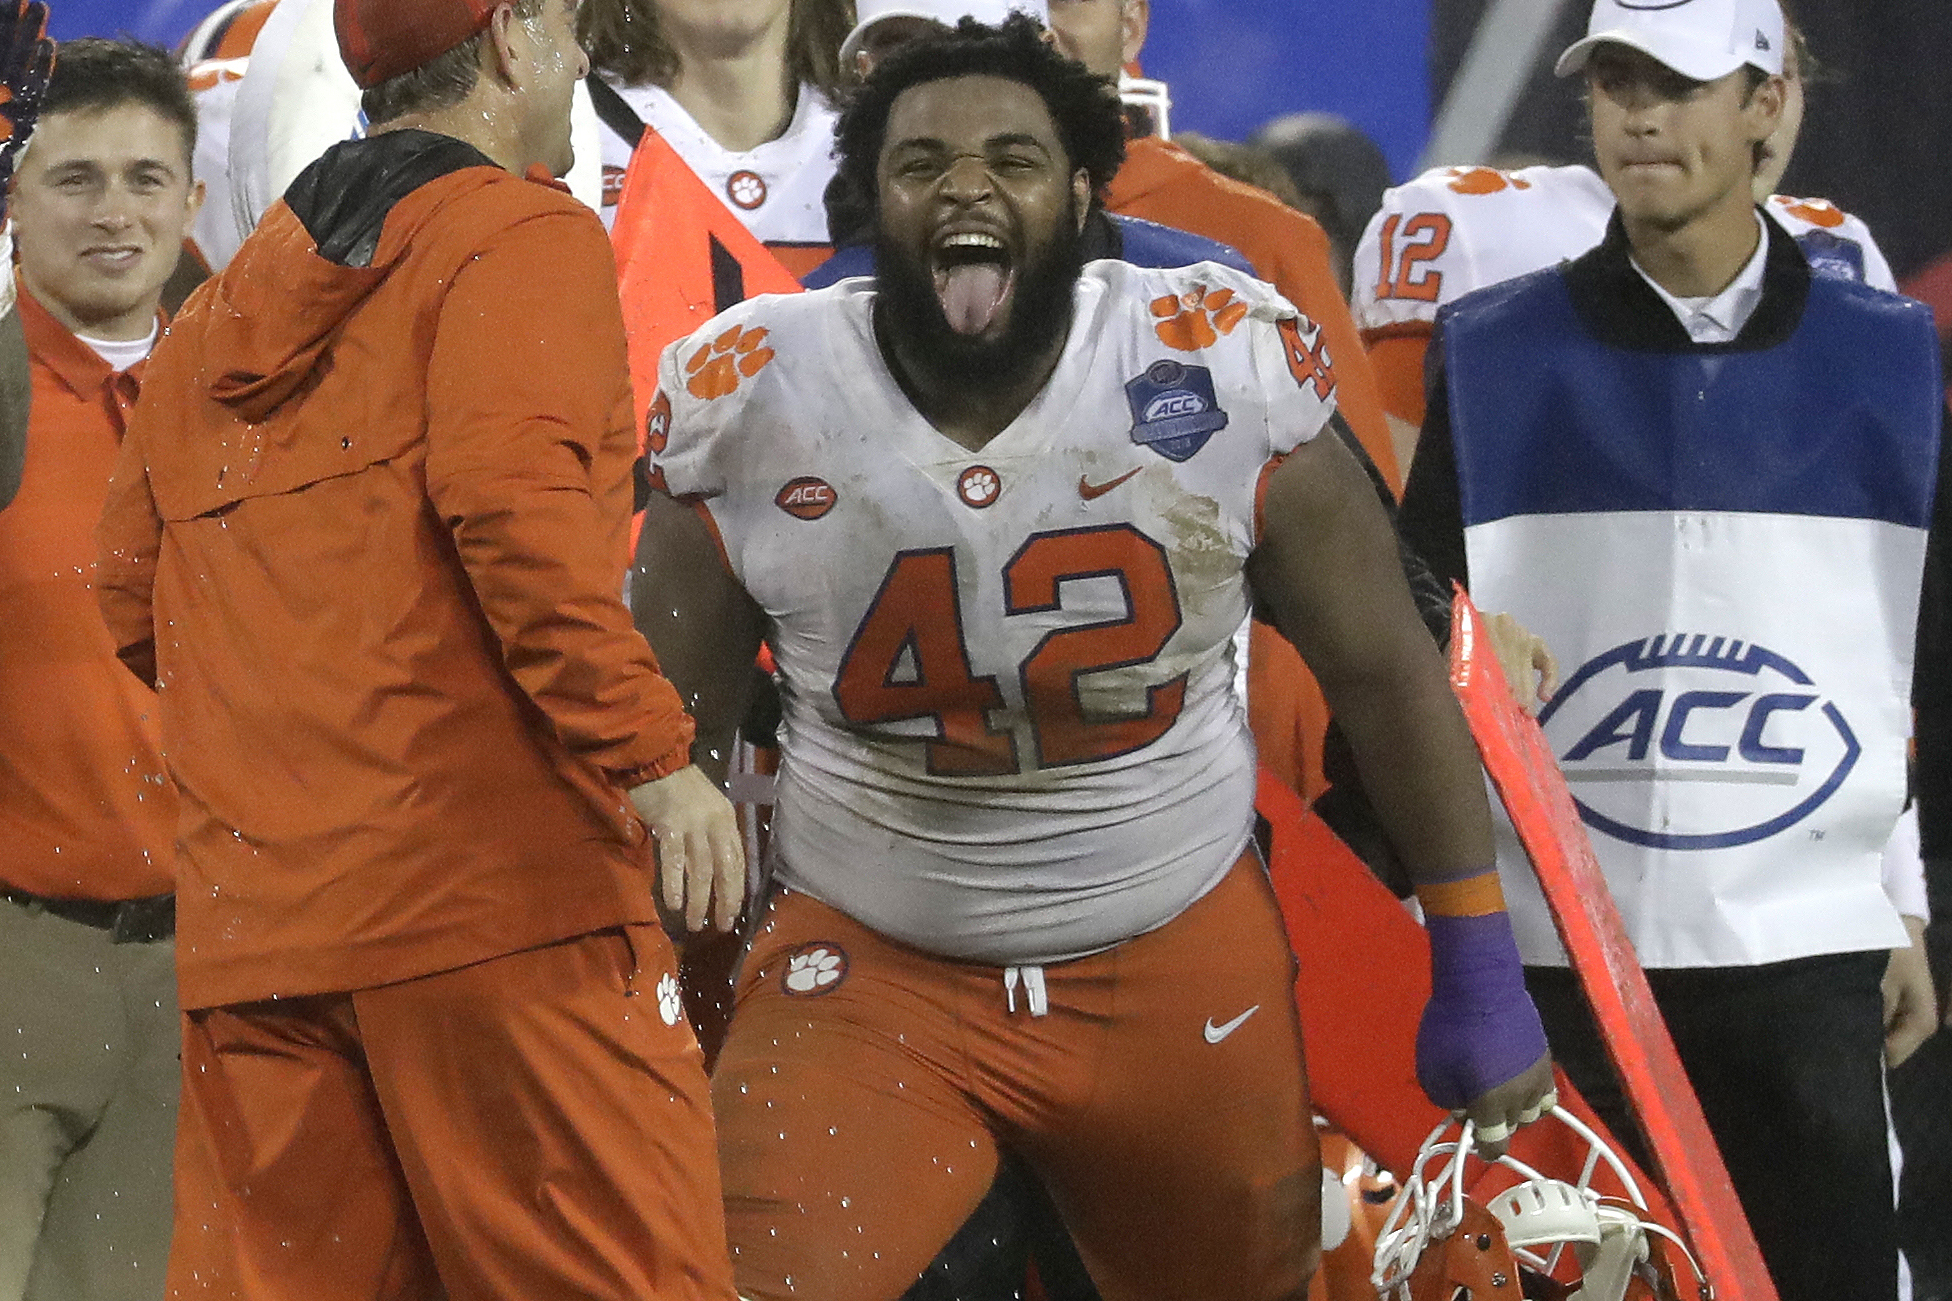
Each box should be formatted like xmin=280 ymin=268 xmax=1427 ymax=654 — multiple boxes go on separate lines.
xmin=776 ymin=476 xmax=837 ymax=520
xmin=1124 ymin=360 xmax=1229 ymax=463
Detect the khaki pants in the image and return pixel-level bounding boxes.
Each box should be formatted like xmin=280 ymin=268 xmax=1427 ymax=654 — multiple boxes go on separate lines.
xmin=0 ymin=898 xmax=178 ymax=1301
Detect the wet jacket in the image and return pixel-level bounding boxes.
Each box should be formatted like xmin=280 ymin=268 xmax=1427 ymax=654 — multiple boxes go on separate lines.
xmin=96 ymin=131 xmax=694 ymax=1008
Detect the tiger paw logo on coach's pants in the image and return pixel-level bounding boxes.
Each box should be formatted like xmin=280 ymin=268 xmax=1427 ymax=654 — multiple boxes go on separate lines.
xmin=781 ymin=943 xmax=848 ymax=996
xmin=656 ymin=973 xmax=684 ymax=1025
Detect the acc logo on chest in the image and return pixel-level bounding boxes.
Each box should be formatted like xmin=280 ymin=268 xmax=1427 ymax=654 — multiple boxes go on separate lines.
xmin=1538 ymin=633 xmax=1860 ymax=851
xmin=1124 ymin=360 xmax=1229 ymax=463
xmin=776 ymin=476 xmax=837 ymax=520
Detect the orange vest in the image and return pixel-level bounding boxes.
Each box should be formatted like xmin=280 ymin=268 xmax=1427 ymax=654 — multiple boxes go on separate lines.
xmin=610 ymin=125 xmax=803 ymax=464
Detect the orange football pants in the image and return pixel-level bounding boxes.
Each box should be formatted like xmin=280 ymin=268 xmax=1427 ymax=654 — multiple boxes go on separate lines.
xmin=713 ymin=854 xmax=1321 ymax=1301
xmin=167 ymin=926 xmax=736 ymax=1301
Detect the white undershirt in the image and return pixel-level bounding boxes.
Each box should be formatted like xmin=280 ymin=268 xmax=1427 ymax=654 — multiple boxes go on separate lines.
xmin=1631 ymin=210 xmax=1771 ymax=344
xmin=77 ymin=320 xmax=159 ymax=373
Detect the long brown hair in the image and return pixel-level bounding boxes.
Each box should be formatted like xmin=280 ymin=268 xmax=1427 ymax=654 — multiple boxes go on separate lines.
xmin=579 ymin=0 xmax=856 ymax=100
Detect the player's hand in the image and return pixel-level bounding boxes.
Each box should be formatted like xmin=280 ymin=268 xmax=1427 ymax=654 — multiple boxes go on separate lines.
xmin=0 ymin=2 xmax=53 ymax=218
xmin=1457 ymin=1054 xmax=1556 ymax=1160
xmin=628 ymin=765 xmax=746 ymax=934
xmin=1416 ymin=910 xmax=1554 ymax=1159
xmin=1883 ymin=915 xmax=1939 ymax=1068
xmin=1483 ymin=611 xmax=1558 ymax=714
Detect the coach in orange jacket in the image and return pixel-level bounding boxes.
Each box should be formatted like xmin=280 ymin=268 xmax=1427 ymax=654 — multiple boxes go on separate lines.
xmin=95 ymin=2 xmax=743 ymax=1298
xmin=1048 ymin=0 xmax=1403 ymax=803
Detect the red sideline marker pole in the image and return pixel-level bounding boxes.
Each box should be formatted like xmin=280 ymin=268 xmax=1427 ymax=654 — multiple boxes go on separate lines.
xmin=1448 ymin=590 xmax=1778 ymax=1301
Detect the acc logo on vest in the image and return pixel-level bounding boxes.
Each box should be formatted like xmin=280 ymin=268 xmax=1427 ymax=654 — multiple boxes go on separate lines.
xmin=1537 ymin=633 xmax=1860 ymax=851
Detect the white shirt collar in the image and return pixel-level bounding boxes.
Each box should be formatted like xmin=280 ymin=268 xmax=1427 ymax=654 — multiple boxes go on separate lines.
xmin=1630 ymin=210 xmax=1771 ymax=345
xmin=76 ymin=318 xmax=159 ymax=373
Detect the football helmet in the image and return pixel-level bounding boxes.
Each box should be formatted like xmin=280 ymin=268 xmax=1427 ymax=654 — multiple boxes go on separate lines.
xmin=1370 ymin=1107 xmax=1709 ymax=1301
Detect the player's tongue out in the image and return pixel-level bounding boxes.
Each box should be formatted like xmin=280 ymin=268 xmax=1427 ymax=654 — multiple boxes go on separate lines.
xmin=934 ymin=232 xmax=1013 ymax=335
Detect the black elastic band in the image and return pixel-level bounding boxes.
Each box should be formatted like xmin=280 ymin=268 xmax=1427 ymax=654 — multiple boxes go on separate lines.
xmin=585 ymin=75 xmax=648 ymax=146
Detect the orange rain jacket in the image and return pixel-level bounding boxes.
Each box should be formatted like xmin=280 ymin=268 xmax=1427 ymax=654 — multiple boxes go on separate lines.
xmin=1107 ymin=136 xmax=1400 ymax=800
xmin=96 ymin=133 xmax=694 ymax=1010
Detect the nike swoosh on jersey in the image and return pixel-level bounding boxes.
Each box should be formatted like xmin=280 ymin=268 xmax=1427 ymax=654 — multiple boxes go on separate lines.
xmin=1078 ymin=467 xmax=1142 ymax=500
xmin=1203 ymin=1005 xmax=1261 ymax=1044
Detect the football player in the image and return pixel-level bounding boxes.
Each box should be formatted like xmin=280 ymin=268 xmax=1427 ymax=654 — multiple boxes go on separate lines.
xmin=636 ymin=19 xmax=1555 ymax=1299
xmin=583 ymin=0 xmax=852 ymax=277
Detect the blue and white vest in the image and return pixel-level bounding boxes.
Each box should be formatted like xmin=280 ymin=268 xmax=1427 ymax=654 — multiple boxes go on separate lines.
xmin=1443 ymin=267 xmax=1941 ymax=967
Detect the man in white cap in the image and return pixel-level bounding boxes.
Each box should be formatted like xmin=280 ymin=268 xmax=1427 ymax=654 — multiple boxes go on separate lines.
xmin=1397 ymin=3 xmax=1948 ymax=1297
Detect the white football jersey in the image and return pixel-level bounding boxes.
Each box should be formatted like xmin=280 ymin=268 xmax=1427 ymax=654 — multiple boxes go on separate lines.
xmin=597 ymin=77 xmax=838 ymax=251
xmin=188 ymin=61 xmax=250 ymax=270
xmin=1351 ymin=164 xmax=1897 ymax=338
xmin=654 ymin=262 xmax=1339 ymax=964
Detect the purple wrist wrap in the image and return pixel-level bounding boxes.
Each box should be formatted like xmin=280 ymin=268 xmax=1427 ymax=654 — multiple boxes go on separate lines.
xmin=1415 ymin=911 xmax=1548 ymax=1110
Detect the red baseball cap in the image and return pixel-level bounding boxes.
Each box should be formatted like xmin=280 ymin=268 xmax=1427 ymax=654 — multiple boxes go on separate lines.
xmin=335 ymin=0 xmax=500 ymax=90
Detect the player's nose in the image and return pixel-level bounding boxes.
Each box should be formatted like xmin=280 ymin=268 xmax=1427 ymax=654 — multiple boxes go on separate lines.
xmin=938 ymin=153 xmax=996 ymax=203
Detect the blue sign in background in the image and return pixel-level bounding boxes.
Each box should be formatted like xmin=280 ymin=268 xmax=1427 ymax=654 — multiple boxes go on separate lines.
xmin=52 ymin=0 xmax=1434 ymax=181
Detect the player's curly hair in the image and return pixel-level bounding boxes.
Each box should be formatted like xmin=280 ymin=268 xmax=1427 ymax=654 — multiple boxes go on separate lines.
xmin=835 ymin=14 xmax=1126 ymax=213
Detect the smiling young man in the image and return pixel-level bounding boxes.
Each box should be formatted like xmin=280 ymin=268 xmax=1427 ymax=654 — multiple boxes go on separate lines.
xmin=94 ymin=2 xmax=741 ymax=1299
xmin=0 ymin=37 xmax=186 ymax=1301
xmin=634 ymin=19 xmax=1554 ymax=1300
xmin=1397 ymin=2 xmax=1948 ymax=1297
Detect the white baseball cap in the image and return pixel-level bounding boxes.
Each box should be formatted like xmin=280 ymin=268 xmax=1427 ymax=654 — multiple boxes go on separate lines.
xmin=1556 ymin=0 xmax=1785 ymax=82
xmin=839 ymin=0 xmax=1050 ymax=67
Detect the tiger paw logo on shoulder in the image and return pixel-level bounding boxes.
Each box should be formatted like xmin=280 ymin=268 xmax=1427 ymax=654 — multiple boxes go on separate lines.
xmin=1149 ymin=284 xmax=1248 ymax=351
xmin=685 ymin=324 xmax=775 ymax=400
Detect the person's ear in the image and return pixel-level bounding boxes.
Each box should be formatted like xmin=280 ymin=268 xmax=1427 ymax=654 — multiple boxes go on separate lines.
xmin=484 ymin=2 xmax=524 ymax=89
xmin=1744 ymin=71 xmax=1786 ymax=145
xmin=1120 ymin=0 xmax=1150 ymax=68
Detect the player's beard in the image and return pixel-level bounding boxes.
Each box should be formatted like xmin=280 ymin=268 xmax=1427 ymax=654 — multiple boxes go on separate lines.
xmin=873 ymin=199 xmax=1086 ymax=388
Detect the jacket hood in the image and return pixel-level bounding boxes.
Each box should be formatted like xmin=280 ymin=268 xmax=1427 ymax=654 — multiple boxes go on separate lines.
xmin=203 ymin=130 xmax=497 ymax=424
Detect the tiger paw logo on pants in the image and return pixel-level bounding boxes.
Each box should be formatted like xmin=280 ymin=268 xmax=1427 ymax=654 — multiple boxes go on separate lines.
xmin=656 ymin=972 xmax=684 ymax=1026
xmin=685 ymin=324 xmax=775 ymax=399
xmin=781 ymin=943 xmax=848 ymax=996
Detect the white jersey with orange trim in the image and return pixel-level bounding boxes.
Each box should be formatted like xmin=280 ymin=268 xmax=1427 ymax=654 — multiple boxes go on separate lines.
xmin=187 ymin=59 xmax=250 ymax=270
xmin=1352 ymin=163 xmax=1897 ymax=340
xmin=596 ymin=78 xmax=838 ymax=254
xmin=653 ymin=262 xmax=1338 ymax=964
xmin=182 ymin=0 xmax=279 ymax=271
